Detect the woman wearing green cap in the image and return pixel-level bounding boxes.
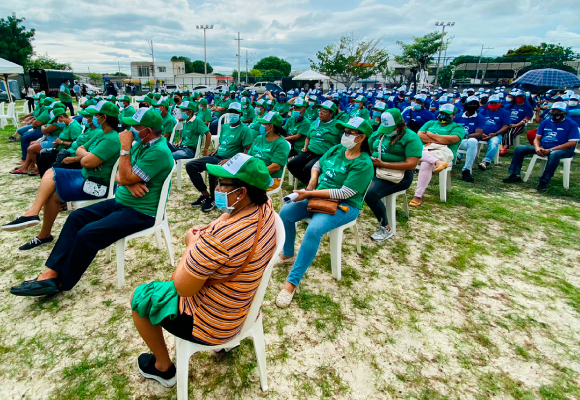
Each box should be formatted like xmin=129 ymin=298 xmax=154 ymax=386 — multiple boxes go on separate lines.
xmin=196 ymin=98 xmax=212 ymax=127
xmin=369 ymin=101 xmax=387 ymax=131
xmin=249 ymin=99 xmax=267 ymax=138
xmin=2 ymin=100 xmax=121 ymax=251
xmin=284 ymin=98 xmax=311 ymax=156
xmin=276 ymin=117 xmax=374 ymax=308
xmin=166 ymin=101 xmax=211 ymax=160
xmin=349 ymin=95 xmax=371 ymax=120
xmin=364 ymin=109 xmax=422 ymax=241
xmin=131 ymin=153 xmax=277 ymax=388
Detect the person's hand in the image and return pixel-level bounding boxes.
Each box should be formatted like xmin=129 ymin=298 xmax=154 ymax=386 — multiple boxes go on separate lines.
xmin=535 ymin=147 xmax=544 ymax=156
xmin=540 ymin=148 xmax=551 ymax=157
xmin=371 ymin=157 xmax=383 ymax=167
xmin=292 ymin=189 xmax=311 ymax=202
xmin=126 ymin=182 xmax=148 ymax=197
xmin=481 ymin=133 xmax=490 ymax=140
xmin=53 ymin=138 xmax=63 ymax=145
xmin=301 ymin=147 xmax=307 ymax=152
xmin=185 ymin=228 xmax=201 ymax=247
xmin=119 ymin=129 xmax=133 ymax=148
xmin=203 ymin=149 xmax=209 ymax=156
xmin=218 ymin=158 xmax=229 ymax=166
xmin=62 ymin=157 xmax=75 ymax=164
xmin=209 ymin=150 xmax=216 ymax=156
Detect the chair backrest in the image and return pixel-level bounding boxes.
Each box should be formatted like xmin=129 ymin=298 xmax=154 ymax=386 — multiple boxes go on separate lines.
xmin=7 ymin=102 xmax=15 ymax=117
xmin=216 ymin=113 xmax=230 ymax=138
xmin=107 ymin=158 xmax=121 ymax=199
xmin=154 ymin=163 xmax=176 ymax=226
xmin=169 ymin=124 xmax=178 ymax=144
xmin=79 ymin=97 xmax=86 ymax=106
xmin=0 ymin=102 xmax=5 ymax=115
xmin=239 ymin=212 xmax=285 ymax=335
xmin=194 ymin=132 xmax=205 ymax=159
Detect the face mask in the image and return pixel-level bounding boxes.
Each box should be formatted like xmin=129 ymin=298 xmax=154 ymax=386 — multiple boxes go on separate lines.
xmin=229 ymin=113 xmax=240 ymax=124
xmin=82 ymin=117 xmax=90 ymax=127
xmin=173 ymin=97 xmax=180 ymax=102
xmin=372 ymin=111 xmax=382 ymax=118
xmin=278 ymin=97 xmax=286 ymax=103
xmin=214 ymin=187 xmax=241 ymax=213
xmin=465 ymin=105 xmax=479 ymax=114
xmin=34 ymin=101 xmax=39 ymax=106
xmin=292 ymin=110 xmax=301 ymax=120
xmin=413 ymin=103 xmax=422 ymax=111
xmin=437 ymin=114 xmax=452 ymax=124
xmin=309 ymin=101 xmax=315 ymax=107
xmin=56 ymin=122 xmax=66 ymax=128
xmin=515 ymin=98 xmax=525 ymax=105
xmin=154 ymin=108 xmax=162 ymax=115
xmin=551 ymin=113 xmax=566 ymax=122
xmin=259 ymin=124 xmax=267 ymax=136
xmin=130 ymin=126 xmax=142 ymax=142
xmin=506 ymin=97 xmax=513 ymax=103
xmin=352 ymin=103 xmax=360 ymax=109
xmin=404 ymin=97 xmax=410 ymax=102
xmin=569 ymin=101 xmax=579 ymax=107
xmin=488 ymin=103 xmax=501 ymax=111
xmin=341 ymin=133 xmax=358 ymax=149
xmin=93 ymin=115 xmax=102 ymax=129
xmin=182 ymin=111 xmax=191 ymax=121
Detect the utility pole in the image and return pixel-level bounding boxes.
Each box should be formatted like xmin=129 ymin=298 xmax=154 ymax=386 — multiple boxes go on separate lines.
xmin=475 ymin=45 xmax=494 ymax=84
xmin=245 ymin=50 xmax=255 ymax=85
xmin=434 ymin=21 xmax=455 ymax=87
xmin=146 ymin=39 xmax=156 ymax=88
xmin=443 ymin=35 xmax=454 ymax=67
xmin=118 ymin=62 xmax=121 ymax=74
xmin=196 ymin=25 xmax=214 ymax=85
xmin=234 ymin=32 xmax=243 ymax=86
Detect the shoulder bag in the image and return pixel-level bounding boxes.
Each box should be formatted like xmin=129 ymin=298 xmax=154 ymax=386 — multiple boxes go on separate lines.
xmin=375 ymin=135 xmax=405 ymax=183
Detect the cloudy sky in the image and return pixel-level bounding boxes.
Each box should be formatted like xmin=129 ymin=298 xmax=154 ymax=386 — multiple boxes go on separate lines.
xmin=3 ymin=0 xmax=580 ymax=74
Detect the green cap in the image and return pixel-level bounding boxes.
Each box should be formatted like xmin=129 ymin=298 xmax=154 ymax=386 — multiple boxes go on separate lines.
xmin=78 ymin=108 xmax=92 ymax=116
xmin=199 ymin=98 xmax=208 ymax=106
xmin=48 ymin=108 xmax=67 ymax=124
xmin=336 ymin=116 xmax=373 ymax=136
xmin=136 ymin=95 xmax=153 ymax=105
xmin=242 ymin=90 xmax=250 ymax=97
xmin=43 ymin=97 xmax=55 ymax=106
xmin=153 ymin=93 xmax=162 ymax=100
xmin=257 ymin=111 xmax=283 ymax=127
xmin=438 ymin=103 xmax=456 ymax=115
xmin=255 ymin=99 xmax=265 ymax=108
xmin=177 ymin=101 xmax=196 ymax=111
xmin=87 ymin=100 xmax=120 ymax=117
xmin=240 ymin=97 xmax=249 ymax=105
xmin=206 ymin=153 xmax=272 ymax=191
xmin=377 ymin=108 xmax=402 ymax=135
xmin=293 ymin=98 xmax=307 ymax=108
xmin=105 ymin=95 xmax=117 ymax=102
xmin=153 ymin=99 xmax=170 ymax=108
xmin=354 ymin=95 xmax=366 ymax=103
xmin=121 ymin=107 xmax=162 ymax=130
xmin=315 ymin=100 xmax=338 ymax=114
xmin=118 ymin=94 xmax=131 ymax=102
xmin=372 ymin=101 xmax=387 ymax=112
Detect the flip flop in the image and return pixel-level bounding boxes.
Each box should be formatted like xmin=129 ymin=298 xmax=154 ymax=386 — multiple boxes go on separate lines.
xmin=10 ymin=169 xmax=27 ymax=175
xmin=433 ymin=162 xmax=449 ymax=174
xmin=27 ymin=171 xmax=39 ymax=176
xmin=409 ymin=199 xmax=422 ymax=207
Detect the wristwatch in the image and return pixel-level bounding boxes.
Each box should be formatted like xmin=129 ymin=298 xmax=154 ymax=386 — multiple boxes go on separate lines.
xmin=120 ymin=150 xmax=131 ymax=156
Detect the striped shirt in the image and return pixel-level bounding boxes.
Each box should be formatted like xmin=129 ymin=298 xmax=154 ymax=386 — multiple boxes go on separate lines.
xmin=179 ymin=201 xmax=276 ymax=345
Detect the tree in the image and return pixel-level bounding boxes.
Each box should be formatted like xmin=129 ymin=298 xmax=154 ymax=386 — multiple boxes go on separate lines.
xmin=88 ymin=73 xmax=102 ymax=84
xmin=171 ymin=56 xmax=193 ymax=73
xmin=191 ymin=60 xmax=213 ymax=74
xmin=253 ymin=56 xmax=291 ymax=77
xmin=249 ymin=69 xmax=262 ymax=77
xmin=395 ymin=31 xmax=444 ymax=72
xmin=112 ymin=72 xmax=128 ymax=76
xmin=450 ymin=55 xmax=494 ymax=66
xmin=502 ymin=43 xmax=579 ymax=76
xmin=310 ymin=33 xmax=389 ymax=88
xmin=0 ymin=15 xmax=35 ymax=67
xmin=27 ymin=55 xmax=71 ymax=70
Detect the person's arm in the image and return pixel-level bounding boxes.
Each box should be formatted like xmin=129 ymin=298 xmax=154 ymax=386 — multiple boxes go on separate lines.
xmin=375 ymin=157 xmax=420 ymax=170
xmin=547 ymin=140 xmax=577 ymax=152
xmin=41 ymin=124 xmax=58 ymax=135
xmin=468 ymin=128 xmax=483 ymax=140
xmin=80 ymin=153 xmax=104 ymax=169
xmin=266 ymin=91 xmax=275 ymax=101
xmin=173 ymin=241 xmax=207 ymax=298
xmin=116 ymin=130 xmax=144 ymax=186
xmin=417 ymin=130 xmax=435 ymax=143
xmin=267 ymin=163 xmax=282 ymax=175
xmin=31 ymin=119 xmax=43 ymax=128
xmin=425 ymin=131 xmax=461 ymax=145
xmin=202 ymin=132 xmax=211 ymax=155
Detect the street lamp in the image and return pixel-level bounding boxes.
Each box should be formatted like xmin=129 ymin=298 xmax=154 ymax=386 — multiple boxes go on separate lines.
xmin=196 ymin=25 xmax=214 ymax=85
xmin=434 ymin=21 xmax=455 ymax=87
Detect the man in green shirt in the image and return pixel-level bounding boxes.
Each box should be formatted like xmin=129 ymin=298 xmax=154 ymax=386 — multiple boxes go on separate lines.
xmin=186 ymin=102 xmax=254 ymax=212
xmin=154 ymin=99 xmax=177 ymax=140
xmin=240 ymin=97 xmax=255 ymax=124
xmin=196 ymin=99 xmax=212 ymax=127
xmin=249 ymin=111 xmax=291 ymax=182
xmin=284 ymin=97 xmax=311 ymax=156
xmin=59 ymin=78 xmax=75 ymax=116
xmin=8 ymin=106 xmax=173 ymax=297
xmin=268 ymin=91 xmax=291 ymax=118
xmin=166 ymin=101 xmax=211 ymax=160
xmin=119 ymin=94 xmax=136 ymax=122
xmin=249 ymin=99 xmax=267 ymax=138
xmin=349 ymin=95 xmax=370 ymax=120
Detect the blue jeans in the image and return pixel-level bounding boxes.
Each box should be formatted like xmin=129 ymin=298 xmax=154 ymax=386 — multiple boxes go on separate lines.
xmin=508 ymin=145 xmax=576 ymax=184
xmin=17 ymin=124 xmax=32 ymax=135
xmin=482 ymin=135 xmax=502 ymax=163
xmin=209 ymin=117 xmax=219 ymax=135
xmin=167 ymin=143 xmax=196 ymax=160
xmin=458 ymin=138 xmax=478 ymax=171
xmin=280 ymin=199 xmax=360 ymax=286
xmin=20 ymin=128 xmax=43 ymax=160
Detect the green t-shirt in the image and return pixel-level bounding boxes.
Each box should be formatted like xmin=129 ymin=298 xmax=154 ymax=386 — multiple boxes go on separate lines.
xmin=249 ymin=111 xmax=267 ymax=138
xmin=161 ymin=113 xmax=177 ymax=136
xmin=336 ymin=111 xmax=350 ymax=123
xmin=196 ymin=108 xmax=212 ymax=124
xmin=305 ymin=107 xmax=318 ymax=122
xmin=33 ymin=105 xmax=44 ymax=118
xmin=284 ymin=116 xmax=311 ymax=151
xmin=120 ymin=106 xmax=136 ymax=119
xmin=306 ymin=118 xmax=342 ymax=155
xmin=81 ymin=130 xmax=121 ymax=182
xmin=57 ymin=120 xmax=83 ymax=150
xmin=68 ymin=127 xmax=103 ymax=155
xmin=248 ymin=135 xmax=291 ymax=179
xmin=181 ymin=117 xmax=209 ymax=148
xmin=419 ymin=120 xmax=466 ymax=159
xmin=58 ymin=83 xmax=72 ymax=103
xmin=241 ymin=105 xmax=255 ymax=122
xmin=214 ymin=98 xmax=232 ymax=118
xmin=349 ymin=107 xmax=370 ymax=120
xmin=216 ymin=123 xmax=254 ymax=158
xmin=316 ymin=144 xmax=374 ymax=209
xmin=37 ymin=110 xmax=51 ymax=125
xmin=273 ymin=101 xmax=291 ymax=117
xmin=368 ymin=128 xmax=423 ymax=162
xmin=115 ymin=137 xmax=174 ymax=217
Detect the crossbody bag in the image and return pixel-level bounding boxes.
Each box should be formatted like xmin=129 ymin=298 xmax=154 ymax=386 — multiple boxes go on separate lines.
xmin=375 ymin=135 xmax=405 ymax=183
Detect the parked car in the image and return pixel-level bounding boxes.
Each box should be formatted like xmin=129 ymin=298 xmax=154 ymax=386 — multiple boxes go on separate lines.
xmin=165 ymin=84 xmax=182 ymax=92
xmin=245 ymin=82 xmax=270 ymax=94
xmin=214 ymin=84 xmax=229 ymax=93
xmin=192 ymin=85 xmax=211 ymax=92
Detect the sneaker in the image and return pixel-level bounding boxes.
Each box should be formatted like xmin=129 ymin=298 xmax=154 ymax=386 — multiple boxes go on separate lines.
xmin=137 ymin=353 xmax=176 ymax=388
xmin=462 ymin=169 xmax=474 ymax=182
xmin=478 ymin=162 xmax=490 ymax=171
xmin=7 ymin=136 xmax=16 ymax=142
xmin=502 ymin=174 xmax=523 ymax=184
xmin=190 ymin=195 xmax=207 ymax=207
xmin=201 ymin=198 xmax=215 ymax=212
xmin=276 ymin=288 xmax=295 ymax=308
xmin=19 ymin=236 xmax=54 ymax=251
xmin=1 ymin=215 xmax=40 ymax=232
xmin=274 ymin=255 xmax=295 ymax=265
xmin=537 ymin=182 xmax=549 ymax=191
xmin=371 ymin=226 xmax=394 ymax=242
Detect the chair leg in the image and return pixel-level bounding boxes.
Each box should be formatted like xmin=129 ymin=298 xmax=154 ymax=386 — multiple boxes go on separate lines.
xmin=447 ymin=169 xmax=452 ymax=192
xmin=329 ymin=228 xmax=344 ymax=280
xmin=353 ymin=223 xmax=362 ymax=254
xmin=293 ymin=178 xmax=298 ymax=190
xmin=175 ymin=338 xmax=191 ymax=400
xmin=161 ymin=221 xmax=175 ymax=266
xmin=116 ymin=239 xmax=126 ymax=288
xmin=402 ymin=193 xmax=409 ymax=218
xmin=494 ymin=148 xmax=500 ymax=165
xmin=177 ymin=161 xmax=182 ymax=190
xmin=385 ymin=195 xmax=396 ymax=236
xmin=523 ymin=155 xmax=538 ymax=182
xmin=563 ymin=159 xmax=571 ymax=189
xmin=439 ymin=173 xmax=447 ymax=202
xmin=106 ymin=246 xmax=111 ymax=262
xmin=251 ymin=317 xmax=269 ymax=392
xmin=154 ymin=230 xmax=163 ymax=250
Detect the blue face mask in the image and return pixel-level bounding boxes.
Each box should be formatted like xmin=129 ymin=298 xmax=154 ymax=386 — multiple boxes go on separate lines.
xmin=352 ymin=103 xmax=360 ymax=109
xmin=278 ymin=97 xmax=286 ymax=103
xmin=82 ymin=117 xmax=90 ymax=127
xmin=259 ymin=124 xmax=267 ymax=136
xmin=55 ymin=122 xmax=66 ymax=128
xmin=154 ymin=108 xmax=162 ymax=115
xmin=214 ymin=187 xmax=240 ymax=213
xmin=292 ymin=110 xmax=301 ymax=119
xmin=308 ymin=101 xmax=315 ymax=107
xmin=130 ymin=126 xmax=141 ymax=142
xmin=372 ymin=111 xmax=382 ymax=118
xmin=229 ymin=113 xmax=240 ymax=124
xmin=413 ymin=103 xmax=422 ymax=111
xmin=405 ymin=97 xmax=410 ymax=102
xmin=93 ymin=115 xmax=102 ymax=129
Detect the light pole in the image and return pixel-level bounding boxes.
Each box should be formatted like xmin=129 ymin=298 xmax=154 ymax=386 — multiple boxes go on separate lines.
xmin=146 ymin=39 xmax=155 ymax=89
xmin=434 ymin=21 xmax=455 ymax=87
xmin=475 ymin=45 xmax=494 ymax=84
xmin=196 ymin=25 xmax=214 ymax=85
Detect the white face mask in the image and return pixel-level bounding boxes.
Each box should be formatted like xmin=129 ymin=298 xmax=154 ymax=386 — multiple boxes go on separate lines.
xmin=341 ymin=133 xmax=358 ymax=149
xmin=569 ymin=101 xmax=578 ymax=107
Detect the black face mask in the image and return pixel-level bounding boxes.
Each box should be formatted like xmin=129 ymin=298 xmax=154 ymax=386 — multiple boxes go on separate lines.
xmin=173 ymin=97 xmax=180 ymax=102
xmin=437 ymin=113 xmax=452 ymax=124
xmin=480 ymin=98 xmax=488 ymax=105
xmin=551 ymin=113 xmax=566 ymax=122
xmin=230 ymin=94 xmax=235 ymax=99
xmin=139 ymin=103 xmax=148 ymax=108
xmin=465 ymin=104 xmax=479 ymax=114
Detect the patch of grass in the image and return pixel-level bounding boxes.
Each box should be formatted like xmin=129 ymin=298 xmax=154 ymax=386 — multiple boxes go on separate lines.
xmin=295 ymin=290 xmax=346 ymax=340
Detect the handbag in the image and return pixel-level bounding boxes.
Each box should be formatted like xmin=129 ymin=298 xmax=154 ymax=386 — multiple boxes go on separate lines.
xmin=307 ymin=198 xmax=339 ymax=215
xmin=375 ymin=135 xmax=405 ymax=183
xmin=82 ymin=177 xmax=108 ymax=198
xmin=205 ymin=207 xmax=264 ymax=287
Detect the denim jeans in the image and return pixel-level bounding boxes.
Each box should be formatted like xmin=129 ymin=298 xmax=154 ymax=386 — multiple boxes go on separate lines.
xmin=20 ymin=128 xmax=44 ymax=160
xmin=364 ymin=170 xmax=414 ymax=226
xmin=508 ymin=145 xmax=575 ymax=184
xmin=458 ymin=138 xmax=479 ymax=171
xmin=17 ymin=124 xmax=32 ymax=135
xmin=209 ymin=117 xmax=219 ymax=135
xmin=482 ymin=135 xmax=502 ymax=164
xmin=280 ymin=199 xmax=360 ymax=286
xmin=167 ymin=143 xmax=196 ymax=160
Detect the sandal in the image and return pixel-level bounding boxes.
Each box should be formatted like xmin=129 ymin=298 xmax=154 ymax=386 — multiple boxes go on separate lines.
xmin=433 ymin=162 xmax=449 ymax=174
xmin=10 ymin=169 xmax=27 ymax=175
xmin=27 ymin=170 xmax=39 ymax=176
xmin=409 ymin=199 xmax=422 ymax=207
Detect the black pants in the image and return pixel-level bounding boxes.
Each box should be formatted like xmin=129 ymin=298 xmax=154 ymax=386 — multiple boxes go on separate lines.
xmin=37 ymin=151 xmax=59 ymax=177
xmin=62 ymin=101 xmax=75 ymax=116
xmin=159 ymin=312 xmax=209 ymax=345
xmin=287 ymin=150 xmax=322 ymax=185
xmin=46 ymin=199 xmax=154 ymax=291
xmin=185 ymin=155 xmax=225 ymax=199
xmin=364 ymin=170 xmax=414 ymax=226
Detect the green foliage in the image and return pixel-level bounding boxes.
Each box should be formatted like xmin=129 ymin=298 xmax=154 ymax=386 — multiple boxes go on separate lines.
xmin=310 ymin=33 xmax=388 ymax=88
xmin=395 ymin=31 xmax=444 ymax=71
xmin=27 ymin=54 xmax=71 ymax=70
xmin=450 ymin=55 xmax=495 ymax=66
xmin=249 ymin=68 xmax=262 ymax=77
xmin=111 ymin=72 xmax=127 ymax=77
xmin=253 ymin=56 xmax=291 ymax=77
xmin=171 ymin=56 xmax=213 ymax=74
xmin=0 ymin=15 xmax=35 ymax=67
xmin=88 ymin=73 xmax=102 ymax=84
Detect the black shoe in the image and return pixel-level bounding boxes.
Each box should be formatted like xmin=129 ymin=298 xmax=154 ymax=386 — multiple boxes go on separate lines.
xmin=137 ymin=353 xmax=176 ymax=388
xmin=191 ymin=195 xmax=207 ymax=207
xmin=478 ymin=162 xmax=490 ymax=171
xmin=7 ymin=136 xmax=17 ymax=142
xmin=1 ymin=215 xmax=40 ymax=232
xmin=502 ymin=174 xmax=523 ymax=184
xmin=201 ymin=198 xmax=215 ymax=212
xmin=10 ymin=278 xmax=60 ymax=297
xmin=537 ymin=182 xmax=549 ymax=191
xmin=462 ymin=169 xmax=474 ymax=182
xmin=19 ymin=236 xmax=54 ymax=251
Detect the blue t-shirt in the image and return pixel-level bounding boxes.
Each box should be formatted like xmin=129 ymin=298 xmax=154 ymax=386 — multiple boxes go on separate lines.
xmin=567 ymin=105 xmax=580 ymax=126
xmin=402 ymin=108 xmax=435 ymax=125
xmin=398 ymin=101 xmax=411 ymax=111
xmin=537 ymin=118 xmax=580 ymax=149
xmin=454 ymin=113 xmax=486 ymax=136
xmin=479 ymin=108 xmax=511 ymax=134
xmin=506 ymin=103 xmax=533 ymax=123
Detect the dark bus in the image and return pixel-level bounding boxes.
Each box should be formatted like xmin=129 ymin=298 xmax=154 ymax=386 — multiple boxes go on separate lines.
xmin=29 ymin=69 xmax=75 ymax=97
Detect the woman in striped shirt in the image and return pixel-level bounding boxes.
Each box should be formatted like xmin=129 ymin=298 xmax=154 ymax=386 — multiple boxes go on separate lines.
xmin=132 ymin=154 xmax=277 ymax=388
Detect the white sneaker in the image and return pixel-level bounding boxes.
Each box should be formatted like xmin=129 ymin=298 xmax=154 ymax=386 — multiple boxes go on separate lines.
xmin=371 ymin=226 xmax=394 ymax=242
xmin=276 ymin=288 xmax=295 ymax=308
xmin=274 ymin=255 xmax=294 ymax=265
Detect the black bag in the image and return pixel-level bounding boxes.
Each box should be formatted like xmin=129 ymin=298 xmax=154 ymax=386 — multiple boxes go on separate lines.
xmin=406 ymin=108 xmax=423 ymax=133
xmin=55 ymin=149 xmax=69 ymax=164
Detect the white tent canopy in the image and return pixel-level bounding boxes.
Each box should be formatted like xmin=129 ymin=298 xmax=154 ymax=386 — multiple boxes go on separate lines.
xmin=0 ymin=58 xmax=24 ymax=102
xmin=292 ymin=70 xmax=330 ymax=81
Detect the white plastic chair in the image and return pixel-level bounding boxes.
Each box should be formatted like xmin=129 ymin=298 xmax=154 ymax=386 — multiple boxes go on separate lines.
xmin=214 ymin=113 xmax=230 ymax=150
xmin=266 ymin=166 xmax=287 ymax=204
xmin=69 ymin=158 xmax=120 ymax=211
xmin=174 ymin=212 xmax=285 ymax=399
xmin=169 ymin=124 xmax=179 ymax=144
xmin=381 ymin=190 xmax=409 ymax=236
xmin=0 ymin=102 xmax=17 ymax=128
xmin=175 ymin=136 xmax=205 ymax=190
xmin=108 ymin=164 xmax=176 ymax=287
xmin=15 ymin=101 xmax=30 ymax=120
xmin=438 ymin=166 xmax=453 ymax=202
xmin=477 ymin=140 xmax=500 ymax=165
xmin=79 ymin=97 xmax=87 ymax=106
xmin=522 ymin=154 xmax=573 ymax=189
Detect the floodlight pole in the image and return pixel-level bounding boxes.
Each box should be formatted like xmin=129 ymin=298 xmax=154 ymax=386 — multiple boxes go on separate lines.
xmin=234 ymin=32 xmax=244 ymax=86
xmin=475 ymin=45 xmax=494 ymax=84
xmin=434 ymin=22 xmax=455 ymax=87
xmin=196 ymin=25 xmax=214 ymax=86
xmin=146 ymin=39 xmax=155 ymax=89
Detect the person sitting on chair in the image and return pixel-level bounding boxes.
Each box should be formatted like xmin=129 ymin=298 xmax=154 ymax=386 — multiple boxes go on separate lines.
xmin=167 ymin=101 xmax=211 ymax=160
xmin=131 ymin=154 xmax=276 ymax=388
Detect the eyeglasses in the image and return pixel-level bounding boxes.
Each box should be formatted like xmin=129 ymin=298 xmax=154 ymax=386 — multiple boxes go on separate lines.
xmin=343 ymin=129 xmax=361 ymax=137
